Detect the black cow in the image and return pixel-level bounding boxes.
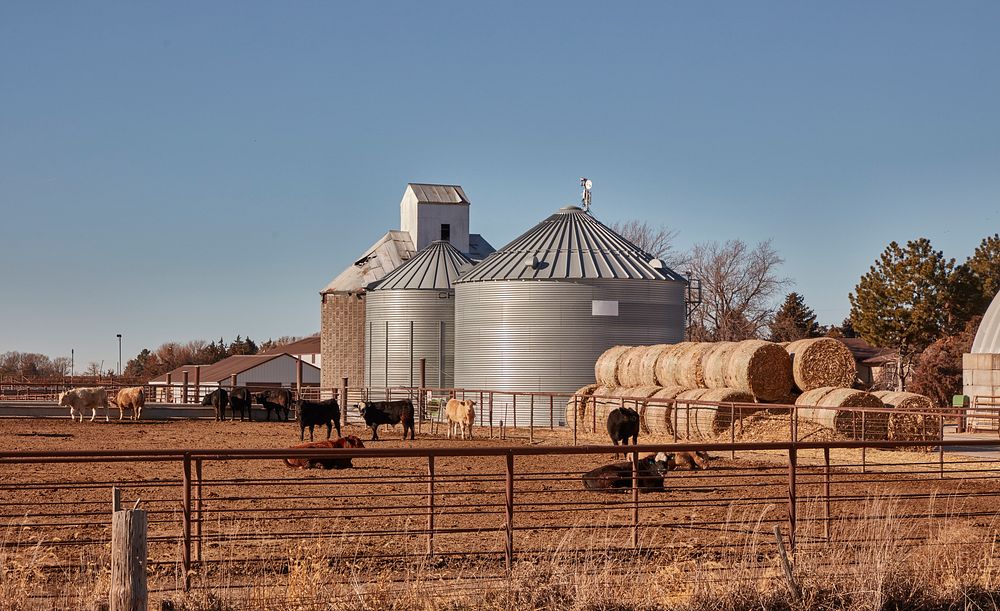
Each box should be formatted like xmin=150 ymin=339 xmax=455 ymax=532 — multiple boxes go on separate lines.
xmin=582 ymin=452 xmax=675 ymax=493
xmin=202 ymin=389 xmax=229 ymax=422
xmin=607 ymin=406 xmax=640 ymax=455
xmin=358 ymin=400 xmax=415 ymax=441
xmin=255 ymin=389 xmax=293 ymax=421
xmin=230 ymin=387 xmax=252 ymax=422
xmin=295 ymin=398 xmax=341 ymax=441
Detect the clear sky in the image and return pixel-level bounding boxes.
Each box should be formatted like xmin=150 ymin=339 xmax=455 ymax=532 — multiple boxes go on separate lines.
xmin=2 ymin=1 xmax=999 ymax=370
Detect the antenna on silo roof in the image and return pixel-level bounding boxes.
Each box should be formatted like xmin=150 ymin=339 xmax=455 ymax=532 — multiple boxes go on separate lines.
xmin=580 ymin=177 xmax=593 ymax=212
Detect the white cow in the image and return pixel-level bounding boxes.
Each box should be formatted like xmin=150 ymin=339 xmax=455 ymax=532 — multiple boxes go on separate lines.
xmin=445 ymin=399 xmax=476 ymax=440
xmin=57 ymin=387 xmax=110 ymax=422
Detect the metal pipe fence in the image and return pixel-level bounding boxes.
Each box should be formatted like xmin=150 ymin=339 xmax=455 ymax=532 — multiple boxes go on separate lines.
xmin=3 ymin=438 xmax=1000 ymax=600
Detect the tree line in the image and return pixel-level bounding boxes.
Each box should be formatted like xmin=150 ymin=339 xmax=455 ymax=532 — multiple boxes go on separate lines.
xmin=123 ymin=335 xmax=302 ymax=379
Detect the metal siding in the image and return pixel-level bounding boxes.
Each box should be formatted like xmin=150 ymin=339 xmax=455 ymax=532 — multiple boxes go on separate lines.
xmin=236 ymin=355 xmax=321 ymax=386
xmin=365 ymin=291 xmax=457 ymax=389
xmin=454 ymin=279 xmax=685 ymax=426
xmin=973 ymin=291 xmax=1000 ymax=354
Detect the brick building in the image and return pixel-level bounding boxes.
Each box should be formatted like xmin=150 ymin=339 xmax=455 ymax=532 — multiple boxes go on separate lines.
xmin=319 ymin=184 xmax=493 ymax=390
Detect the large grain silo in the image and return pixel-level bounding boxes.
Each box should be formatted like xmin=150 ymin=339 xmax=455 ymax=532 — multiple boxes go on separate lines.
xmin=365 ymin=240 xmax=474 ymax=389
xmin=454 ymin=205 xmax=688 ymax=425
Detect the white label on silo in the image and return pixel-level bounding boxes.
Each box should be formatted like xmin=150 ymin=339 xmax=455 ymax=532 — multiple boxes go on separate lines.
xmin=592 ymin=300 xmax=619 ymax=316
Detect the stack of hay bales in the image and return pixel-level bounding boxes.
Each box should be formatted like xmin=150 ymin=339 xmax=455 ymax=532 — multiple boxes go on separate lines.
xmin=673 ymin=388 xmax=754 ymax=439
xmin=794 ymin=387 xmax=887 ymax=440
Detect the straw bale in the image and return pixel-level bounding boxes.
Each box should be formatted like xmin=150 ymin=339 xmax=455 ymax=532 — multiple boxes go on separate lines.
xmin=675 ymin=343 xmax=714 ymax=389
xmin=564 ymin=383 xmax=600 ymax=427
xmin=595 ymin=346 xmax=631 ymax=387
xmin=795 ymin=386 xmax=886 ymax=440
xmin=673 ymin=388 xmax=755 ymax=440
xmin=724 ymin=340 xmax=792 ymax=402
xmin=873 ymin=391 xmax=941 ymax=445
xmin=638 ymin=344 xmax=671 ymax=386
xmin=619 ymin=346 xmax=660 ymax=388
xmin=654 ymin=342 xmax=695 ymax=387
xmin=703 ymin=342 xmax=738 ymax=389
xmin=609 ymin=386 xmax=669 ymax=434
xmin=785 ymin=338 xmax=857 ymax=392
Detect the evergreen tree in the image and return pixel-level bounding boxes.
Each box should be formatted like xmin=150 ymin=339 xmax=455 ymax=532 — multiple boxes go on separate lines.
xmin=848 ymin=239 xmax=954 ymax=390
xmin=967 ymin=233 xmax=1000 ymax=307
xmin=123 ymin=349 xmax=159 ymax=379
xmin=769 ymin=292 xmax=820 ymax=342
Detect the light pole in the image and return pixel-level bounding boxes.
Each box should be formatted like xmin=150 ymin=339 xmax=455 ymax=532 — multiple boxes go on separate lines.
xmin=71 ymin=349 xmax=74 ymax=378
xmin=117 ymin=334 xmax=122 ymax=376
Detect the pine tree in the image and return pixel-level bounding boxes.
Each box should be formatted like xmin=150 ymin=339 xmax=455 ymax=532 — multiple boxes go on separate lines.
xmin=848 ymin=239 xmax=954 ymax=391
xmin=967 ymin=233 xmax=1000 ymax=307
xmin=769 ymin=292 xmax=820 ymax=342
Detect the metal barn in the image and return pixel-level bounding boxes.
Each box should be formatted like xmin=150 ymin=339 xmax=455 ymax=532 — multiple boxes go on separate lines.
xmin=365 ymin=240 xmax=474 ymax=389
xmin=453 ymin=205 xmax=688 ymax=425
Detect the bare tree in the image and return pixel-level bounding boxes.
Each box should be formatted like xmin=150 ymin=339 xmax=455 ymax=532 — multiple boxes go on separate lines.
xmin=685 ymin=239 xmax=789 ymax=341
xmin=85 ymin=362 xmax=103 ymax=376
xmin=609 ymin=220 xmax=685 ymax=269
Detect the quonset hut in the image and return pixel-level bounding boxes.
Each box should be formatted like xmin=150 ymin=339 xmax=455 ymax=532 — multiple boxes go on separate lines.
xmin=453 ymin=205 xmax=688 ymax=425
xmin=365 ymin=240 xmax=474 ymax=389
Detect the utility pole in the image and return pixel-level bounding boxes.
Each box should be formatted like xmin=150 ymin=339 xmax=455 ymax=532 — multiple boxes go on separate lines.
xmin=71 ymin=349 xmax=75 ymax=378
xmin=117 ymin=334 xmax=123 ymax=376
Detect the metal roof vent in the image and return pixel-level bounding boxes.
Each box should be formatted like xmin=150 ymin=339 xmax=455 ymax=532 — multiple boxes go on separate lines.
xmin=649 ymin=258 xmax=665 ymax=269
xmin=524 ymin=255 xmax=539 ymax=269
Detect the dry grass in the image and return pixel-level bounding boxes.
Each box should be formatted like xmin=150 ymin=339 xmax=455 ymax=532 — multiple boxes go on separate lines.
xmin=9 ymin=493 xmax=1000 ymax=610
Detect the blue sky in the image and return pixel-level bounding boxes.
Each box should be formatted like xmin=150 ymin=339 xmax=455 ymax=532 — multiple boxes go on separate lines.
xmin=2 ymin=1 xmax=998 ymax=370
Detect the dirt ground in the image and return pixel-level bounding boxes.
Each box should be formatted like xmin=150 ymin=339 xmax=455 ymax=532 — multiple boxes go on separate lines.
xmin=3 ymin=415 xmax=1000 ymax=604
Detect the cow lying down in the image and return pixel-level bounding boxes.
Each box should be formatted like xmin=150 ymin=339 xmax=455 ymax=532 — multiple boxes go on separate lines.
xmin=283 ymin=435 xmax=365 ymax=470
xmin=582 ymin=452 xmax=675 ymax=493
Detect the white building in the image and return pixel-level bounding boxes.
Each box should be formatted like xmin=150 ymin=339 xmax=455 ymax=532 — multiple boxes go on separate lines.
xmin=147 ymin=353 xmax=321 ymax=402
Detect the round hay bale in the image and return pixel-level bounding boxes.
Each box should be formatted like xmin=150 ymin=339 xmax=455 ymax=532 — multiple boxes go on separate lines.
xmin=873 ymin=391 xmax=940 ymax=445
xmin=638 ymin=344 xmax=671 ymax=386
xmin=703 ymin=342 xmax=738 ymax=389
xmin=654 ymin=342 xmax=693 ymax=387
xmin=564 ymin=383 xmax=600 ymax=428
xmin=785 ymin=338 xmax=857 ymax=392
xmin=643 ymin=385 xmax=690 ymax=436
xmin=673 ymin=387 xmax=755 ymax=439
xmin=795 ymin=387 xmax=886 ymax=440
xmin=724 ymin=340 xmax=792 ymax=402
xmin=595 ymin=346 xmax=631 ymax=387
xmin=619 ymin=346 xmax=659 ymax=387
xmin=588 ymin=386 xmax=622 ymax=432
xmin=611 ymin=386 xmax=667 ymax=435
xmin=676 ymin=343 xmax=714 ymax=389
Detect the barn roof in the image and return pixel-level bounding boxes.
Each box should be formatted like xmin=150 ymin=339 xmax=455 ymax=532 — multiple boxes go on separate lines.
xmin=455 ymin=205 xmax=687 ymax=283
xmin=259 ymin=335 xmax=320 ymax=356
xmin=321 ymin=231 xmax=416 ymax=294
xmin=407 ymin=183 xmax=470 ymax=205
xmin=148 ymin=353 xmax=320 ymax=384
xmin=370 ymin=240 xmax=474 ymax=291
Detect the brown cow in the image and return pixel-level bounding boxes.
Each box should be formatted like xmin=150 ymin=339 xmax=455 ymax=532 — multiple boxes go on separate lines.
xmin=673 ymin=450 xmax=711 ymax=470
xmin=283 ymin=435 xmax=365 ymax=469
xmin=111 ymin=387 xmax=145 ymax=420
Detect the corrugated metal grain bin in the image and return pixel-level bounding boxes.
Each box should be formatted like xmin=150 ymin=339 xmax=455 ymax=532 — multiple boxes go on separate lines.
xmin=365 ymin=240 xmax=474 ymax=389
xmin=454 ymin=205 xmax=687 ymax=426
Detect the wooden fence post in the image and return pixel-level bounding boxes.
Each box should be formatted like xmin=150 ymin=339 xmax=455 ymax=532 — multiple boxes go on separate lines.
xmin=181 ymin=371 xmax=189 ymax=405
xmin=193 ymin=366 xmax=200 ymax=404
xmin=110 ymin=502 xmax=148 ymax=611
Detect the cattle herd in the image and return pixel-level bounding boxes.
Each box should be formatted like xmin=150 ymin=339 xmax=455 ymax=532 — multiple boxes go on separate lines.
xmin=52 ymin=390 xmax=707 ymax=489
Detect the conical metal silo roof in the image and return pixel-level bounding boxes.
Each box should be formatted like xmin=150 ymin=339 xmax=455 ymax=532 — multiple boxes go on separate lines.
xmin=370 ymin=240 xmax=474 ymax=291
xmin=455 ymin=205 xmax=687 ymax=283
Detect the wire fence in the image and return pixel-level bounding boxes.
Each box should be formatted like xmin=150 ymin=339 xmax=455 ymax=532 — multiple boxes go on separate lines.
xmin=3 ymin=437 xmax=1000 ymax=603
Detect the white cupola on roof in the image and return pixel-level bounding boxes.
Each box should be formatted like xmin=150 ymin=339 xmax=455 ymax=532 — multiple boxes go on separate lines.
xmin=400 ymin=183 xmax=471 ymax=254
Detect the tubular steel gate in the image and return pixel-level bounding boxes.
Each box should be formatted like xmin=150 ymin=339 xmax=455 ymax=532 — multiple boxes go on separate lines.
xmin=4 ymin=438 xmax=1000 ymax=605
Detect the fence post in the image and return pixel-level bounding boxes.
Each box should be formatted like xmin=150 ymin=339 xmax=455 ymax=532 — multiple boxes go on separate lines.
xmin=166 ymin=373 xmax=172 ymax=402
xmin=296 ymin=358 xmax=303 ymax=400
xmin=341 ymin=377 xmax=349 ymax=430
xmin=505 ymin=451 xmax=514 ymax=573
xmin=787 ymin=447 xmax=797 ymax=552
xmin=181 ymin=371 xmax=189 ymax=405
xmin=419 ymin=358 xmax=426 ymax=434
xmin=193 ymin=365 xmax=200 ymax=405
xmin=573 ymin=395 xmax=578 ymax=446
xmin=939 ymin=415 xmax=945 ymax=479
xmin=110 ymin=499 xmax=148 ymax=611
xmin=489 ymin=392 xmax=494 ymax=439
xmin=549 ymin=395 xmax=554 ymax=430
xmin=673 ymin=401 xmax=678 ymax=443
xmin=631 ymin=449 xmax=639 ymax=550
xmin=730 ymin=403 xmax=736 ymax=459
xmin=195 ymin=459 xmax=203 ymax=564
xmin=823 ymin=447 xmax=831 ymax=542
xmin=182 ymin=454 xmax=192 ymax=592
xmin=861 ymin=410 xmax=867 ymax=473
xmin=513 ymin=394 xmax=517 ymax=430
xmin=529 ymin=395 xmax=534 ymax=443
xmin=427 ymin=455 xmax=435 ymax=558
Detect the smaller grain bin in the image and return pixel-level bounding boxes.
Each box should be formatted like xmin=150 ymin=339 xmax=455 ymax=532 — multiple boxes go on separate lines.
xmin=365 ymin=240 xmax=474 ymax=389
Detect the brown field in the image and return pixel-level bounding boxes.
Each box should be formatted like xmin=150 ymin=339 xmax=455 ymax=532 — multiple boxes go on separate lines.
xmin=3 ymin=416 xmax=1000 ymax=610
